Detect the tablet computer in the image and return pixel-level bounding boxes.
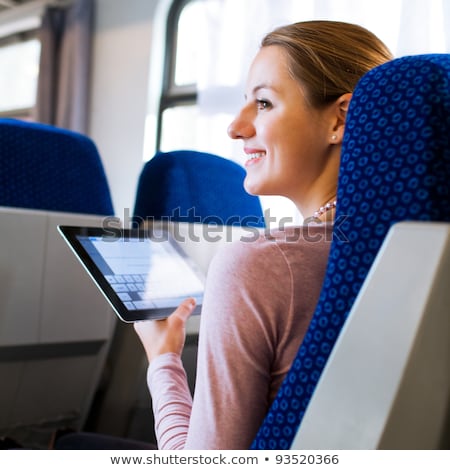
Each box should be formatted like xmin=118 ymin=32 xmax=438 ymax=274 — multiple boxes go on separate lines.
xmin=58 ymin=225 xmax=205 ymax=322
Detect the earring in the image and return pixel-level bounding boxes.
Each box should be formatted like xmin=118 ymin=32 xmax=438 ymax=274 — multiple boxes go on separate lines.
xmin=331 ymin=134 xmax=337 ymax=141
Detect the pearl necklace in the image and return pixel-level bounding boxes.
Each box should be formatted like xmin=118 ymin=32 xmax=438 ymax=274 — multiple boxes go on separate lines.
xmin=313 ymin=200 xmax=337 ymax=219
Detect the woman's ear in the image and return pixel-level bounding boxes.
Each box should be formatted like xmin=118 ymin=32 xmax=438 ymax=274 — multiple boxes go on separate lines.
xmin=329 ymin=92 xmax=352 ymax=144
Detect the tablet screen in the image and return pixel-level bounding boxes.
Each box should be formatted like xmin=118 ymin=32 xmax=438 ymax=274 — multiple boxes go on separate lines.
xmin=58 ymin=226 xmax=204 ymax=322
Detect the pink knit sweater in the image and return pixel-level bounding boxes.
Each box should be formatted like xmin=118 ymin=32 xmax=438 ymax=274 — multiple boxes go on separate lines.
xmin=148 ymin=225 xmax=332 ymax=449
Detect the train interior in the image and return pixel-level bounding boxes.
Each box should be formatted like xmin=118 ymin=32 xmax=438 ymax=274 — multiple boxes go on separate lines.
xmin=0 ymin=0 xmax=449 ymax=450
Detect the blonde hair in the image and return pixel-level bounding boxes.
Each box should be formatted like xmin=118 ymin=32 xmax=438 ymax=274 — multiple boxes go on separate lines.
xmin=262 ymin=20 xmax=393 ymax=107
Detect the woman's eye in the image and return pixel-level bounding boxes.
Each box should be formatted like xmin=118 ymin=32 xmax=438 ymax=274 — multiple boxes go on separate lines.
xmin=256 ymin=99 xmax=271 ymax=110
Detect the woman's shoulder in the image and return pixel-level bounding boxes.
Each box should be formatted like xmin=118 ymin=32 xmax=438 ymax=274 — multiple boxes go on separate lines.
xmin=209 ymin=223 xmax=332 ymax=273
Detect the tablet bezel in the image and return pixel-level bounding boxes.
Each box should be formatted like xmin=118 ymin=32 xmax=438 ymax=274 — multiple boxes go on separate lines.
xmin=58 ymin=225 xmax=205 ymax=322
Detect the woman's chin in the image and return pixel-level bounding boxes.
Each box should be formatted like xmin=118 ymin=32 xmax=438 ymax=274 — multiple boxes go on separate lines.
xmin=243 ymin=178 xmax=260 ymax=196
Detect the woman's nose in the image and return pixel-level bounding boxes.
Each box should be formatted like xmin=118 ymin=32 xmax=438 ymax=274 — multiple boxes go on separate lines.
xmin=227 ymin=109 xmax=255 ymax=140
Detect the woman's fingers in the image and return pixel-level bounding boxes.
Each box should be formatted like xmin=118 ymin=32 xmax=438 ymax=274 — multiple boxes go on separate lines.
xmin=133 ymin=298 xmax=197 ymax=362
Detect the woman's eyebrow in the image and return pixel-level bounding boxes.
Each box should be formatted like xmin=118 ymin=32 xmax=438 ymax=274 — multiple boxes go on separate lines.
xmin=245 ymin=83 xmax=277 ymax=99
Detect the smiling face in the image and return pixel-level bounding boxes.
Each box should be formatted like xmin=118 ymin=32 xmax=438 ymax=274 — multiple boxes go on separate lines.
xmin=228 ymin=45 xmax=342 ymax=216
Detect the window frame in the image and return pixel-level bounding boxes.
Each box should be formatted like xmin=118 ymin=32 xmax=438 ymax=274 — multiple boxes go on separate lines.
xmin=0 ymin=27 xmax=39 ymax=119
xmin=156 ymin=0 xmax=198 ymax=150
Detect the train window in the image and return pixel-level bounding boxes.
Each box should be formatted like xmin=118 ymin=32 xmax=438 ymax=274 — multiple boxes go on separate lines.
xmin=159 ymin=104 xmax=199 ymax=151
xmin=157 ymin=0 xmax=201 ymax=152
xmin=0 ymin=31 xmax=40 ymax=118
xmin=173 ymin=0 xmax=200 ymax=87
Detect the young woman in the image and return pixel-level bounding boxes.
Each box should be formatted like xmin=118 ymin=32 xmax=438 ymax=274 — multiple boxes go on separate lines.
xmin=134 ymin=20 xmax=393 ymax=449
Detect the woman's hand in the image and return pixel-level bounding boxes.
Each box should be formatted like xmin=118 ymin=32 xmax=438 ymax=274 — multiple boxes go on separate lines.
xmin=133 ymin=298 xmax=196 ymax=363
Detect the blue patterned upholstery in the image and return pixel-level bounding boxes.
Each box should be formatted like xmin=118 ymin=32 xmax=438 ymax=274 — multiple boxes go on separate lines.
xmin=133 ymin=150 xmax=265 ymax=227
xmin=0 ymin=118 xmax=114 ymax=215
xmin=251 ymin=54 xmax=450 ymax=449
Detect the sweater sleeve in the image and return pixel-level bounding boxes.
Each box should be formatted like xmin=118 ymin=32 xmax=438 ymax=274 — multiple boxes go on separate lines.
xmin=147 ymin=353 xmax=193 ymax=450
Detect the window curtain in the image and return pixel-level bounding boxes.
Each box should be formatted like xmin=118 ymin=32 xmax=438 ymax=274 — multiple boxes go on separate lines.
xmin=33 ymin=0 xmax=94 ymax=133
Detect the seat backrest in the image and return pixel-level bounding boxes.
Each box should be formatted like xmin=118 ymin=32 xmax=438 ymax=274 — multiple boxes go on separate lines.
xmin=292 ymin=221 xmax=450 ymax=449
xmin=132 ymin=150 xmax=264 ymax=227
xmin=0 ymin=208 xmax=117 ymax=448
xmin=0 ymin=118 xmax=114 ymax=216
xmin=0 ymin=119 xmax=116 ymax=448
xmin=251 ymin=54 xmax=450 ymax=449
